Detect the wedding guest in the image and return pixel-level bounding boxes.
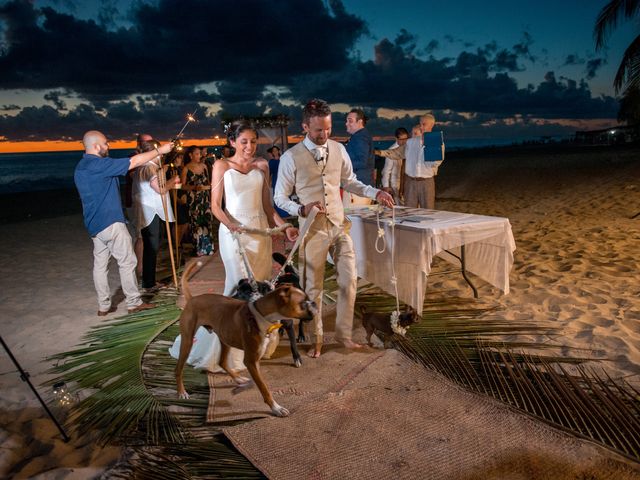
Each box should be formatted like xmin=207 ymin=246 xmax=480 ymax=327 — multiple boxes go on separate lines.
xmin=343 ymin=108 xmax=375 ymax=206
xmin=275 ymin=99 xmax=394 ymax=358
xmin=165 ymin=150 xmax=189 ymax=254
xmin=181 ymin=145 xmax=214 ymax=256
xmin=380 ymin=127 xmax=410 ymax=204
xmin=375 ymin=114 xmax=443 ymax=209
xmin=266 ymin=145 xmax=288 ymax=218
xmin=128 ymin=133 xmax=153 ymax=276
xmin=132 ymin=140 xmax=178 ymax=292
xmin=74 ymin=130 xmax=171 ymax=315
xmin=345 ymin=108 xmax=375 ymax=183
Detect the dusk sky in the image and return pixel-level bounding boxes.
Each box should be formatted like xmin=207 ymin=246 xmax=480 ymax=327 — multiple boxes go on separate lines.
xmin=0 ymin=0 xmax=636 ymax=150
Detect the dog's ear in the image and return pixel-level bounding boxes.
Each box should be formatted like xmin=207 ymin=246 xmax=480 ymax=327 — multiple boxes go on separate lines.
xmin=272 ymin=252 xmax=287 ymax=266
xmin=276 ymin=284 xmax=292 ymax=299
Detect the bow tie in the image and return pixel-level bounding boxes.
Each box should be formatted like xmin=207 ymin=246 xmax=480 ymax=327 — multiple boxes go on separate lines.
xmin=313 ymin=147 xmax=327 ymax=164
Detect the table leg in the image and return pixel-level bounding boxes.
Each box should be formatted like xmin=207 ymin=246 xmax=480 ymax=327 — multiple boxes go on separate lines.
xmin=460 ymin=245 xmax=479 ymax=298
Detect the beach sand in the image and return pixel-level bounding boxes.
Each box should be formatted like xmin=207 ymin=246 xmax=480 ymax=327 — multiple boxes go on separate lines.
xmin=1 ymin=143 xmax=639 ymax=477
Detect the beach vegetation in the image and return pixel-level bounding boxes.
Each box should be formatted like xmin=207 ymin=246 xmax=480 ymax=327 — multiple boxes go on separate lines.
xmin=45 ymin=267 xmax=640 ymax=477
xmin=595 ymin=0 xmax=640 ymax=93
xmin=618 ymin=85 xmax=640 ymax=124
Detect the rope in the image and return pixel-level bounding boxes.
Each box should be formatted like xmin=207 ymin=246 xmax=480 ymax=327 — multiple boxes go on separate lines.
xmin=374 ymin=206 xmax=406 ymax=336
xmin=237 ymin=223 xmax=293 ymax=236
xmin=270 ymin=206 xmax=319 ymax=287
xmin=375 ymin=205 xmax=386 ymax=253
xmin=231 ymin=231 xmax=257 ymax=292
xmin=231 ymin=208 xmax=318 ymax=296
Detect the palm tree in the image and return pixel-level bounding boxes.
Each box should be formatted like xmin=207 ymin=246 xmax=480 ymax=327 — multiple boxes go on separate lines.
xmin=594 ymin=0 xmax=640 ymax=92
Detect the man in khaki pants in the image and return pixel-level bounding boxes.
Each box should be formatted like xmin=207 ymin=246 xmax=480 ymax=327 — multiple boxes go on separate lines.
xmin=74 ymin=130 xmax=173 ymax=316
xmin=274 ymin=99 xmax=394 ymax=357
xmin=375 ymin=113 xmax=444 ymax=209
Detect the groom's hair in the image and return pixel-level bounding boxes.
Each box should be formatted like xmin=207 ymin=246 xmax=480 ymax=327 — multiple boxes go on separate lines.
xmin=302 ymin=98 xmax=331 ymax=124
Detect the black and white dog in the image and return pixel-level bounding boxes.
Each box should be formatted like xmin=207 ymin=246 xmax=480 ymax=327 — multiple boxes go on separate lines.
xmin=229 ymin=252 xmax=308 ymax=367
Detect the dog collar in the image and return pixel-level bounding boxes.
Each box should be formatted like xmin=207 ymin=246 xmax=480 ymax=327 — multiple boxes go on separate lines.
xmin=248 ymin=301 xmax=282 ymax=336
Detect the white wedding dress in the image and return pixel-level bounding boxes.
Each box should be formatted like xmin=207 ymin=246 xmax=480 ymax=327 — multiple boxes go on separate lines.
xmin=219 ymin=168 xmax=272 ymax=295
xmin=169 ymin=168 xmax=274 ymax=373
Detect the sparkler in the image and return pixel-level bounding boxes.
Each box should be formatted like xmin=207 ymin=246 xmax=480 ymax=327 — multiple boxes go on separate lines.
xmin=173 ymin=108 xmax=198 ymax=150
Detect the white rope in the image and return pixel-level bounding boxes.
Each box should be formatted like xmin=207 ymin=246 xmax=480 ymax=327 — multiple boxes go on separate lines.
xmin=374 ymin=204 xmax=386 ymax=253
xmin=230 ymin=207 xmax=318 ymax=295
xmin=237 ymin=222 xmax=293 ymax=236
xmin=374 ymin=205 xmax=406 ymax=336
xmin=231 ymin=231 xmax=256 ymax=286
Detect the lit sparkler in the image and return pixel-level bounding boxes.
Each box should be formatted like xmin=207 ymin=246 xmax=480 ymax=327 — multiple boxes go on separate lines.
xmin=175 ymin=108 xmax=198 ymax=141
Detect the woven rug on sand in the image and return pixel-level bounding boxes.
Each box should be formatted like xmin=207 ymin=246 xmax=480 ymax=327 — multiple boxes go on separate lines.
xmin=206 ymin=341 xmax=385 ymax=423
xmin=222 ymin=349 xmax=640 ymax=480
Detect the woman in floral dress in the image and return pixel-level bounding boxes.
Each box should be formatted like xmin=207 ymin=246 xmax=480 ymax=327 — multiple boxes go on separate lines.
xmin=180 ymin=146 xmax=214 ymax=256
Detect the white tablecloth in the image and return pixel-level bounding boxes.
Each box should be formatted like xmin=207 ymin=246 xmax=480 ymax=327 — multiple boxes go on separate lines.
xmin=346 ymin=207 xmax=516 ymax=315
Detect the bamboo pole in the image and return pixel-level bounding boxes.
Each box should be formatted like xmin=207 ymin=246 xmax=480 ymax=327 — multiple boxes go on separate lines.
xmin=173 ymin=187 xmax=181 ymax=267
xmin=156 ymin=156 xmax=179 ymax=288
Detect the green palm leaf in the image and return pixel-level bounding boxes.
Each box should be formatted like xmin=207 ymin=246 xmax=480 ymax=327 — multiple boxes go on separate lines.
xmin=45 ymin=258 xmax=640 ymax=477
xmin=594 ymin=0 xmax=640 ymax=92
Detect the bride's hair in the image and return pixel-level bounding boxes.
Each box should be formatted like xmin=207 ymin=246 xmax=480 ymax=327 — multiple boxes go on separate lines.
xmin=226 ymin=120 xmax=258 ymax=142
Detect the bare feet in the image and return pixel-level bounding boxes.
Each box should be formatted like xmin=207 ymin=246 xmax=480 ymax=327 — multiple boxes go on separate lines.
xmin=339 ymin=339 xmax=365 ymax=350
xmin=307 ymin=342 xmax=322 ymax=358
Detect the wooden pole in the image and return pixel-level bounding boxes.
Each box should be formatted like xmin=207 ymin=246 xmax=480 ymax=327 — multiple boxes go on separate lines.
xmin=156 ymin=157 xmax=179 ymax=288
xmin=173 ymin=188 xmax=180 ymax=267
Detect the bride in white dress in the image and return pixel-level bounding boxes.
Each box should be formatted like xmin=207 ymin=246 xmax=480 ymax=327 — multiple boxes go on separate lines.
xmin=169 ymin=121 xmax=298 ymax=372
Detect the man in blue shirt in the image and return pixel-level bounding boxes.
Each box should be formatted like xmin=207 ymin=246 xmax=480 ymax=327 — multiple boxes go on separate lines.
xmin=74 ymin=130 xmax=173 ymax=316
xmin=345 ymin=108 xmax=374 ymax=184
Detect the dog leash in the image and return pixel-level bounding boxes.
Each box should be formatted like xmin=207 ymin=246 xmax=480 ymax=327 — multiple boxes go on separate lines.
xmin=231 ymin=208 xmax=318 ymax=296
xmin=269 ymin=206 xmax=319 ymax=287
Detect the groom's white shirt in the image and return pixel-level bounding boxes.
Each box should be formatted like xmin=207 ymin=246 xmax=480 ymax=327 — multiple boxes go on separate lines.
xmin=274 ymin=135 xmax=379 ymax=224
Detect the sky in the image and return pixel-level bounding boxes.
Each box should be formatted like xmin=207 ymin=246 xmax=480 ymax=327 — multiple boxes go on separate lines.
xmin=0 ymin=0 xmax=636 ymax=151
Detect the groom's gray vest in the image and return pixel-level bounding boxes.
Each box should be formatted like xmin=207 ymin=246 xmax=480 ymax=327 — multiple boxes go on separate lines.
xmin=289 ymin=139 xmax=345 ymax=227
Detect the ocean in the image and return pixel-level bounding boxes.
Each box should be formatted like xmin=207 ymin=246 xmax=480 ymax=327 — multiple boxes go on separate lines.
xmin=0 ymin=136 xmax=550 ymax=195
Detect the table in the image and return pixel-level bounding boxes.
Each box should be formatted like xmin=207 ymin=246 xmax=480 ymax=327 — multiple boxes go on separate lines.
xmin=346 ymin=207 xmax=516 ymax=315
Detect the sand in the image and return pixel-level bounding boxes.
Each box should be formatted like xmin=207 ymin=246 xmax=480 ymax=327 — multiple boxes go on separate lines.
xmin=0 ymin=143 xmax=639 ymax=477
xmin=435 ymin=144 xmax=640 ymax=383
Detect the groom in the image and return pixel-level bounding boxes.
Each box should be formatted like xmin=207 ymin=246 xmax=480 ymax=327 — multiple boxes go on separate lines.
xmin=274 ymin=99 xmax=394 ymax=357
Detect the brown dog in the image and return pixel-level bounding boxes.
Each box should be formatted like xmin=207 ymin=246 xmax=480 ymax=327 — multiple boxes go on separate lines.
xmin=360 ymin=305 xmax=419 ymax=348
xmin=175 ymin=261 xmax=317 ymax=417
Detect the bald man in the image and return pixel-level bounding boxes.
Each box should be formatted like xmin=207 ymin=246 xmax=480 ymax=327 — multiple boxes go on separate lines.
xmin=74 ymin=130 xmax=173 ymax=316
xmin=375 ymin=113 xmax=444 ymax=209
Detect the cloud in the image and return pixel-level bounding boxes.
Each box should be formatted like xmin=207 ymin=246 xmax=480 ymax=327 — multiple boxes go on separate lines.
xmin=1 ymin=104 xmax=20 ymax=111
xmin=43 ymin=90 xmax=68 ymax=110
xmin=585 ymin=58 xmax=605 ymax=80
xmin=0 ymin=0 xmax=366 ymax=102
xmin=423 ymin=39 xmax=439 ymax=55
xmin=0 ymin=1 xmax=620 ymax=142
xmin=0 ymin=96 xmax=224 ymax=141
xmin=563 ymin=53 xmax=585 ymax=66
xmin=289 ymin=36 xmax=617 ymax=121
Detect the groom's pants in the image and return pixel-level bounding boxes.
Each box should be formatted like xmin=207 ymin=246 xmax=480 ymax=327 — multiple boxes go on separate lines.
xmin=299 ymin=215 xmax=357 ymax=344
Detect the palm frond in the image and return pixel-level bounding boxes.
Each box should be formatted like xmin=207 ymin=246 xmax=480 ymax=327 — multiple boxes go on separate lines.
xmin=594 ymin=0 xmax=640 ymax=50
xmin=354 ymin=288 xmax=640 ymax=462
xmin=47 ymin=294 xmax=188 ymax=445
xmin=45 ymin=259 xmax=640 ymax=477
xmin=616 ymin=34 xmax=640 ymax=91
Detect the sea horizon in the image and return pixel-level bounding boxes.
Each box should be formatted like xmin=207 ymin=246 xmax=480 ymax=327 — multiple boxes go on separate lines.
xmin=0 ymin=134 xmax=570 ymax=195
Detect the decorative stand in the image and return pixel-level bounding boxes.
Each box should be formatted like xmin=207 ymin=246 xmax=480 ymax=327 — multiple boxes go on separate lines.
xmin=0 ymin=335 xmax=70 ymax=442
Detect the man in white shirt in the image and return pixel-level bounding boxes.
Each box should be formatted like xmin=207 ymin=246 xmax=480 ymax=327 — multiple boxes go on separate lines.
xmin=375 ymin=114 xmax=444 ymax=209
xmin=275 ymin=99 xmax=394 ymax=358
xmin=380 ymin=127 xmax=410 ymax=204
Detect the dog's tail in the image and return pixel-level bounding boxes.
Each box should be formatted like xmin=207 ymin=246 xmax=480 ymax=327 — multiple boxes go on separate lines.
xmin=181 ymin=260 xmax=203 ymax=303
